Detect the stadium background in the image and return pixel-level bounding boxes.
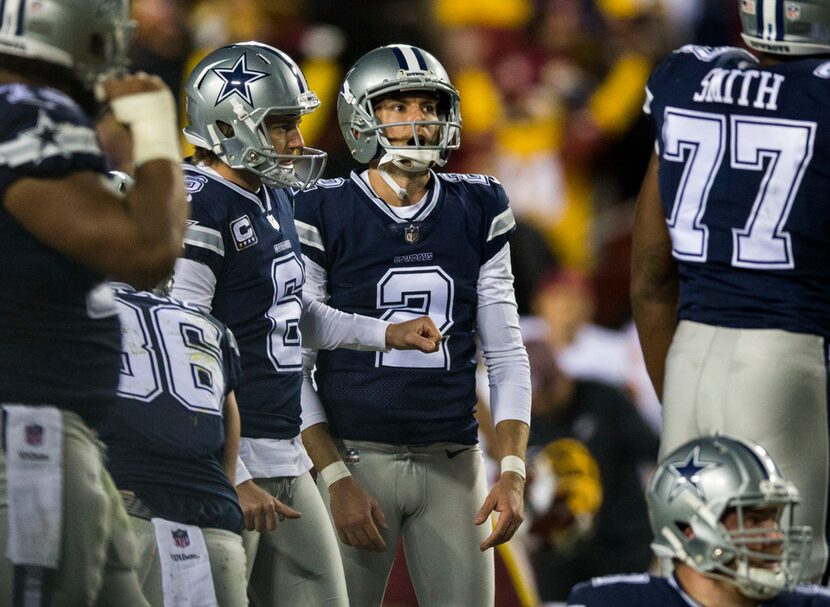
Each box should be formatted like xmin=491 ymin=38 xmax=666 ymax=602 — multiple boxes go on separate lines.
xmin=122 ymin=1 xmax=741 ymax=605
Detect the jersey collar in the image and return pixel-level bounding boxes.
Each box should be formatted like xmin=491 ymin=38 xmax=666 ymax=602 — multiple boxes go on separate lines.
xmin=185 ymin=163 xmax=273 ymax=214
xmin=349 ymin=169 xmax=442 ymax=223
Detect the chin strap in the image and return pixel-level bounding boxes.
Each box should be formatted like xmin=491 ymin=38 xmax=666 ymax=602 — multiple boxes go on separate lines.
xmin=377 ymin=165 xmax=409 ymax=200
xmin=377 ymin=147 xmax=440 ymax=200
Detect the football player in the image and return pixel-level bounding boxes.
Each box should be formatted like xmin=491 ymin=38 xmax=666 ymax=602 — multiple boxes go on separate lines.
xmin=567 ymin=436 xmax=829 ymax=607
xmin=294 ymin=44 xmax=531 ymax=606
xmin=171 ymin=42 xmax=441 ymax=606
xmin=632 ymin=0 xmax=830 ymax=582
xmin=0 ymin=1 xmax=187 ymax=605
xmin=100 ymin=280 xmax=246 ymax=606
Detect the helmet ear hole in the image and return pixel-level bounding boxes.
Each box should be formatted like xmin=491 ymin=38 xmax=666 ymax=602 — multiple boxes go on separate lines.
xmin=89 ymin=33 xmax=105 ymax=58
xmin=217 ymin=121 xmax=235 ymax=138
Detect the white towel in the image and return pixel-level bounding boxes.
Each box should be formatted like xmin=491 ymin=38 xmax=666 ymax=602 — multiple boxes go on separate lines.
xmin=152 ymin=517 xmax=217 ymax=607
xmin=3 ymin=404 xmax=63 ymax=568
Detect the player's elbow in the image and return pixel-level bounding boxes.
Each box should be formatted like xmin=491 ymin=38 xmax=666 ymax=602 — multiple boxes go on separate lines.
xmin=113 ymin=237 xmax=182 ymax=290
xmin=631 ymin=252 xmax=678 ymax=307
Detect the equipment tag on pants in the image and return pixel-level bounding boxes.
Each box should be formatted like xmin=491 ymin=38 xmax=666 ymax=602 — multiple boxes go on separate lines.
xmin=3 ymin=404 xmax=63 ymax=568
xmin=152 ymin=517 xmax=217 ymax=607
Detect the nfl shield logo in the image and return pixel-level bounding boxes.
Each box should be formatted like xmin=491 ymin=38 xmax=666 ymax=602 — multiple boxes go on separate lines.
xmin=25 ymin=424 xmax=43 ymax=446
xmin=787 ymin=2 xmax=801 ymax=20
xmin=267 ymin=215 xmax=281 ymax=231
xmin=741 ymin=0 xmax=756 ymax=15
xmin=171 ymin=529 xmax=190 ymax=548
xmin=404 ymin=225 xmax=420 ymax=244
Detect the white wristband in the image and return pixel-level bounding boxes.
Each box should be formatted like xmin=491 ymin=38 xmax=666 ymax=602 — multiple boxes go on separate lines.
xmin=319 ymin=461 xmax=352 ymax=488
xmin=110 ymin=89 xmax=181 ymax=167
xmin=501 ymin=455 xmax=526 ymax=480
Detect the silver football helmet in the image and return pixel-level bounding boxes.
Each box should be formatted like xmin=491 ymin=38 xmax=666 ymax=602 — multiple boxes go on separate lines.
xmin=740 ymin=0 xmax=830 ymax=56
xmin=649 ymin=436 xmax=811 ymax=600
xmin=338 ymin=44 xmax=461 ymax=172
xmin=183 ymin=42 xmax=326 ymax=190
xmin=0 ymin=0 xmax=134 ymax=89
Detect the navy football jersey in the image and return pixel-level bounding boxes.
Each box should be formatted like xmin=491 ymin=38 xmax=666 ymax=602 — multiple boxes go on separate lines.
xmin=176 ymin=164 xmax=305 ymax=440
xmin=0 ymin=84 xmax=120 ymax=424
xmin=646 ymin=45 xmax=830 ymax=337
xmin=567 ymin=573 xmax=830 ymax=606
xmin=294 ymin=171 xmax=515 ymax=445
xmin=101 ymin=286 xmax=243 ymax=533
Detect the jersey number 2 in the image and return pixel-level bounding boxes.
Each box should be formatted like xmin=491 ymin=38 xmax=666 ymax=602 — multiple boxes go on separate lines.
xmin=375 ymin=267 xmax=454 ymax=369
xmin=663 ymin=107 xmax=816 ymax=269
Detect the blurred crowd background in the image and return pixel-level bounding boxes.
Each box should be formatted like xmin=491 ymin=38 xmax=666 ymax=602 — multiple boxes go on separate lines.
xmin=126 ymin=1 xmax=742 ymax=605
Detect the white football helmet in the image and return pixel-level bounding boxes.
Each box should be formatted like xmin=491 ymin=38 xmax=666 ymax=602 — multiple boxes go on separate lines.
xmin=649 ymin=436 xmax=812 ymax=600
xmin=183 ymin=42 xmax=327 ymax=190
xmin=337 ymin=44 xmax=461 ymax=172
xmin=740 ymin=0 xmax=830 ymax=56
xmin=0 ymin=0 xmax=134 ymax=89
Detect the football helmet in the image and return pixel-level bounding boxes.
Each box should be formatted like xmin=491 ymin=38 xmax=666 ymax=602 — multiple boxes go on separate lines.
xmin=338 ymin=44 xmax=461 ymax=171
xmin=740 ymin=0 xmax=830 ymax=56
xmin=0 ymin=0 xmax=134 ymax=89
xmin=649 ymin=436 xmax=811 ymax=600
xmin=183 ymin=42 xmax=326 ymax=190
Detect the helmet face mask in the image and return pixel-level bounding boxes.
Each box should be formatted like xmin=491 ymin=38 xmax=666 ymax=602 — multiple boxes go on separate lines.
xmin=739 ymin=0 xmax=830 ymax=56
xmin=649 ymin=436 xmax=812 ymax=600
xmin=184 ymin=42 xmax=327 ymax=190
xmin=338 ymin=44 xmax=461 ymax=171
xmin=0 ymin=0 xmax=135 ymax=91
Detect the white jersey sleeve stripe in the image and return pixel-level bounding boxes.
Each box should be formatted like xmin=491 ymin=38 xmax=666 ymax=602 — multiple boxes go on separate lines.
xmin=295 ymin=219 xmax=326 ymax=252
xmin=184 ymin=224 xmax=225 ymax=256
xmin=0 ymin=122 xmax=101 ymax=167
xmin=487 ymin=207 xmax=516 ymax=242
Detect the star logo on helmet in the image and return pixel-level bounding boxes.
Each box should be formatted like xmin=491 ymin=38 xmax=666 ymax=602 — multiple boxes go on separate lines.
xmin=667 ymin=446 xmax=720 ymax=502
xmin=212 ymin=54 xmax=268 ymax=107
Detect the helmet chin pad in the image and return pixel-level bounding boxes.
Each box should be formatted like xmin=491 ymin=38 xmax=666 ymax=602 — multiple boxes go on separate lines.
xmin=732 ymin=562 xmax=788 ymax=600
xmin=378 ymin=149 xmax=442 ymax=173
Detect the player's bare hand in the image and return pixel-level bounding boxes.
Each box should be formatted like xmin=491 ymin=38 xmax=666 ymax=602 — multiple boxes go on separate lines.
xmin=101 ymin=72 xmax=170 ymax=102
xmin=385 ymin=316 xmax=442 ymax=353
xmin=475 ymin=472 xmax=525 ymax=551
xmin=329 ymin=476 xmax=388 ymax=552
xmin=236 ymin=479 xmax=301 ymax=532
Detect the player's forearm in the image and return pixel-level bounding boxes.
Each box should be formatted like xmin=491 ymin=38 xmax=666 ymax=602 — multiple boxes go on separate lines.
xmin=301 ymin=422 xmax=344 ymax=471
xmin=301 ymin=298 xmax=388 ymax=351
xmin=632 ymin=298 xmax=676 ymax=400
xmin=98 ymin=161 xmax=187 ymax=289
xmin=222 ymin=391 xmax=241 ymax=485
xmin=631 ymin=151 xmax=678 ymax=401
xmin=109 ymin=84 xmax=188 ymax=288
xmin=494 ymin=419 xmax=529 ymax=462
